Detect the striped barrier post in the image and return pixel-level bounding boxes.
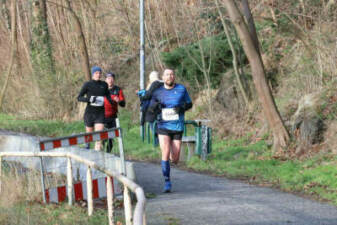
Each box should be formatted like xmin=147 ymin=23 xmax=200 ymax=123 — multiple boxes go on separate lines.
xmin=44 ymin=176 xmax=118 ymax=204
xmin=107 ymin=176 xmax=114 ymax=225
xmin=38 ymin=127 xmax=124 ymax=210
xmin=67 ymin=158 xmax=73 ymax=206
xmin=39 ymin=128 xmax=120 ymax=151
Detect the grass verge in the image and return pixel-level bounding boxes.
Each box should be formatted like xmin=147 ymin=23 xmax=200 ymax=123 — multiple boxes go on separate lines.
xmin=1 ymin=112 xmax=337 ymax=207
xmin=0 ymin=202 xmax=109 ymax=225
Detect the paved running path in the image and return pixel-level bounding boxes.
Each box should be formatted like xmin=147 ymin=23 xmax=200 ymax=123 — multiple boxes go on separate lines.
xmin=134 ymin=162 xmax=337 ymax=225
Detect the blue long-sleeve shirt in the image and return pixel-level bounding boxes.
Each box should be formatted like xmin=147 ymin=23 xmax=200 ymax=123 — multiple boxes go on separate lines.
xmin=150 ymin=83 xmax=192 ymax=132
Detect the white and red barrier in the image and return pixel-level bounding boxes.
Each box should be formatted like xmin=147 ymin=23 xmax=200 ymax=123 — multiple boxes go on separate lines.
xmin=39 ymin=129 xmax=120 ymax=151
xmin=45 ymin=176 xmax=122 ymax=203
xmin=38 ymin=126 xmax=127 ymax=204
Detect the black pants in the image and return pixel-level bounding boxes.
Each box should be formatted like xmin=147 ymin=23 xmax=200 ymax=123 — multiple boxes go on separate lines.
xmin=104 ymin=117 xmax=116 ymax=153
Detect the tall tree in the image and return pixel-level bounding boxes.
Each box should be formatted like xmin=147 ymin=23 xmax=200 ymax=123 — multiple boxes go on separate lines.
xmin=223 ymin=0 xmax=290 ymax=153
xmin=239 ymin=0 xmax=260 ymax=54
xmin=65 ymin=0 xmax=91 ymax=81
xmin=215 ymin=0 xmax=249 ymax=107
xmin=0 ymin=0 xmax=17 ymax=110
xmin=30 ymin=0 xmax=55 ymax=89
xmin=1 ymin=0 xmax=10 ymax=30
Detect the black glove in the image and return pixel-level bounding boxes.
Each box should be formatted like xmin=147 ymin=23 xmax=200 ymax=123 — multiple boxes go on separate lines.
xmin=173 ymin=105 xmax=184 ymax=114
xmin=89 ymin=96 xmax=97 ymax=103
xmin=148 ymin=100 xmax=162 ymax=113
xmin=174 ymin=102 xmax=193 ymax=114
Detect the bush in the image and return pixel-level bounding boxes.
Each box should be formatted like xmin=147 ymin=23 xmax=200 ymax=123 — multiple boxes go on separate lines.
xmin=161 ymin=33 xmax=244 ymax=88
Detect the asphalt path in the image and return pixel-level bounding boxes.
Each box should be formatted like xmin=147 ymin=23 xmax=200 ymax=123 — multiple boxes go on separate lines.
xmin=134 ymin=162 xmax=337 ymax=225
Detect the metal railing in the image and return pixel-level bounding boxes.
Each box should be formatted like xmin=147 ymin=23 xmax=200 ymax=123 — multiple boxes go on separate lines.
xmin=143 ymin=120 xmax=212 ymax=160
xmin=0 ymin=152 xmax=146 ymax=225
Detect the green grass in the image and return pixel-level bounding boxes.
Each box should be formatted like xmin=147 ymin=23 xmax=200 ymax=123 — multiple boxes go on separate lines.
xmin=0 ymin=113 xmax=83 ymax=137
xmin=1 ymin=112 xmax=337 ymax=206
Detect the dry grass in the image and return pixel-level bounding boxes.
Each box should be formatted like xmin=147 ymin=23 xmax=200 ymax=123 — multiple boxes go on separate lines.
xmin=0 ymin=164 xmax=42 ymax=208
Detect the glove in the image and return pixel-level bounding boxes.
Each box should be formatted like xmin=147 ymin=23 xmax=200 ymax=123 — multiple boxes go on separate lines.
xmin=157 ymin=100 xmax=162 ymax=111
xmin=137 ymin=89 xmax=146 ymax=97
xmin=89 ymin=96 xmax=97 ymax=103
xmin=173 ymin=105 xmax=185 ymax=114
xmin=148 ymin=100 xmax=162 ymax=113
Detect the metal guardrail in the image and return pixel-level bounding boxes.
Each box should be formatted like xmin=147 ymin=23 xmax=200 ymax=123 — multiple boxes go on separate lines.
xmin=143 ymin=120 xmax=212 ymax=160
xmin=0 ymin=152 xmax=146 ymax=225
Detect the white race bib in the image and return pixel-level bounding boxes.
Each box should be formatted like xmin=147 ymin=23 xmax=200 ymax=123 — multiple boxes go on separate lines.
xmin=90 ymin=96 xmax=104 ymax=107
xmin=162 ymin=108 xmax=179 ymax=121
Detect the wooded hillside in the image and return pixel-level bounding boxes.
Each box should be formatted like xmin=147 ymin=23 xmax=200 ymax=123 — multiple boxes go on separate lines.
xmin=0 ymin=0 xmax=336 ymax=156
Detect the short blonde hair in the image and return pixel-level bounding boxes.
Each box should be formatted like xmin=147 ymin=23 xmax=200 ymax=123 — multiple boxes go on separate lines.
xmin=147 ymin=71 xmax=159 ymax=89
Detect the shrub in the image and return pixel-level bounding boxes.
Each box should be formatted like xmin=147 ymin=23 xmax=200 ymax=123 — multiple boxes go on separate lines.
xmin=161 ymin=33 xmax=244 ymax=88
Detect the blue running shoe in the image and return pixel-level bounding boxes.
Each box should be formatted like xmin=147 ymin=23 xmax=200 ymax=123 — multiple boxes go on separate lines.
xmin=163 ymin=181 xmax=171 ymax=193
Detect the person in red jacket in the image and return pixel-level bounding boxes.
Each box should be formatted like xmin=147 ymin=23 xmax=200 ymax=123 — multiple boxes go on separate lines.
xmin=104 ymin=72 xmax=125 ymax=152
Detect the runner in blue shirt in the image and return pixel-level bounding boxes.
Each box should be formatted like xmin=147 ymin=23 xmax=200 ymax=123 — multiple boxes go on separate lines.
xmin=148 ymin=69 xmax=193 ymax=192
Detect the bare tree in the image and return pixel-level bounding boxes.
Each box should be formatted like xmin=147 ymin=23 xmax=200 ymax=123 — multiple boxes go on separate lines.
xmin=223 ymin=0 xmax=290 ymax=153
xmin=0 ymin=0 xmax=17 ymax=110
xmin=1 ymin=0 xmax=10 ymax=30
xmin=239 ymin=0 xmax=260 ymax=54
xmin=30 ymin=0 xmax=55 ymax=74
xmin=215 ymin=0 xmax=249 ymax=107
xmin=65 ymin=0 xmax=91 ymax=81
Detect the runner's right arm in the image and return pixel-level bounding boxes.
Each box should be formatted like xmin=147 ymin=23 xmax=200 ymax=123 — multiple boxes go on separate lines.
xmin=118 ymin=88 xmax=126 ymax=107
xmin=77 ymin=82 xmax=90 ymax=102
xmin=140 ymin=81 xmax=163 ymax=101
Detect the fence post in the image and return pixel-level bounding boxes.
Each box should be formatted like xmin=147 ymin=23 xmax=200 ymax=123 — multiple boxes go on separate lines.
xmin=0 ymin=156 xmax=2 ymax=193
xmin=107 ymin=176 xmax=115 ymax=225
xmin=147 ymin=123 xmax=151 ymax=144
xmin=116 ymin=118 xmax=132 ymax=224
xmin=39 ymin=157 xmax=46 ymax=203
xmin=124 ymin=186 xmax=133 ymax=225
xmin=67 ymin=157 xmax=73 ymax=206
xmin=208 ymin=127 xmax=212 ymax=154
xmin=116 ymin=118 xmax=126 ymax=176
xmin=201 ymin=125 xmax=208 ymax=161
xmin=195 ymin=125 xmax=202 ymax=155
xmin=87 ymin=166 xmax=93 ymax=216
xmin=143 ymin=214 xmax=147 ymax=225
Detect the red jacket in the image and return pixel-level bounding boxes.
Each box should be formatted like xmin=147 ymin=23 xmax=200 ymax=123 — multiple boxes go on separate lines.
xmin=104 ymin=86 xmax=125 ymax=118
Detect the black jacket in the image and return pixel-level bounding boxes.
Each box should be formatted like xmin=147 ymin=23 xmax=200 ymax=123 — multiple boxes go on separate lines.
xmin=140 ymin=81 xmax=163 ymax=124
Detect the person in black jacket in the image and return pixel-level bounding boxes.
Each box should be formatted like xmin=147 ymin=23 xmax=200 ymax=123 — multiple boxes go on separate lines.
xmin=138 ymin=71 xmax=163 ymax=145
xmin=77 ymin=66 xmax=114 ymax=151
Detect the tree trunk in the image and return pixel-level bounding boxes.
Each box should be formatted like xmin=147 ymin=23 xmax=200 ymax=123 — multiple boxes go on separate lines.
xmin=239 ymin=0 xmax=260 ymax=54
xmin=65 ymin=0 xmax=91 ymax=81
xmin=30 ymin=0 xmax=56 ymax=112
xmin=215 ymin=0 xmax=249 ymax=107
xmin=0 ymin=0 xmax=17 ymax=110
xmin=1 ymin=0 xmax=11 ymax=30
xmin=223 ymin=0 xmax=290 ymax=152
xmin=30 ymin=0 xmax=55 ymax=75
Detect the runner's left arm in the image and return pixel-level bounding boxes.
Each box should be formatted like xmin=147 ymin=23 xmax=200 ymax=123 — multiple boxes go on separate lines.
xmin=118 ymin=89 xmax=126 ymax=107
xmin=174 ymin=87 xmax=192 ymax=113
